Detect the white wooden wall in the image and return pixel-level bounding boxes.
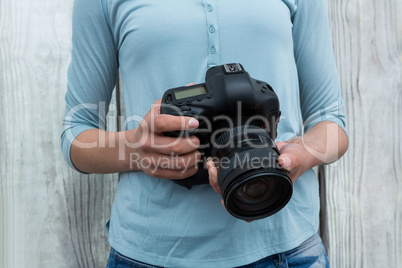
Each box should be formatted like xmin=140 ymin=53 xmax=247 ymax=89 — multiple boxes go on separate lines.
xmin=0 ymin=0 xmax=400 ymax=267
xmin=0 ymin=1 xmax=118 ymax=267
xmin=325 ymin=0 xmax=402 ymax=267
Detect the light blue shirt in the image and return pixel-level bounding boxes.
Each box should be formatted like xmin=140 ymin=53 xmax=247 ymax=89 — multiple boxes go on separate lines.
xmin=62 ymin=0 xmax=346 ymax=267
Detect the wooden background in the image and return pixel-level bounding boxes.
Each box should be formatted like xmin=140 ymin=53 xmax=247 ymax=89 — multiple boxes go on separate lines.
xmin=0 ymin=0 xmax=400 ymax=267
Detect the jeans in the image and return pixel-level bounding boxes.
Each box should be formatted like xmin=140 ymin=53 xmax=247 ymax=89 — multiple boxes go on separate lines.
xmin=106 ymin=233 xmax=329 ymax=268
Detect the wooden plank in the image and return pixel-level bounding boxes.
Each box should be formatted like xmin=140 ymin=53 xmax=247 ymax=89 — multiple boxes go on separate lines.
xmin=326 ymin=0 xmax=402 ymax=266
xmin=0 ymin=0 xmax=118 ymax=267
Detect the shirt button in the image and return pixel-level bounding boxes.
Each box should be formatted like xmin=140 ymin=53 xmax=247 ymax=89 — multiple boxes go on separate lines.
xmin=207 ymin=5 xmax=213 ymax=12
xmin=209 ymin=26 xmax=215 ymax=33
xmin=210 ymin=47 xmax=216 ymax=54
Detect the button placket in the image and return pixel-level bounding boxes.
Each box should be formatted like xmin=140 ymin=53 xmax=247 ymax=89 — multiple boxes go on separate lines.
xmin=202 ymin=0 xmax=219 ymax=68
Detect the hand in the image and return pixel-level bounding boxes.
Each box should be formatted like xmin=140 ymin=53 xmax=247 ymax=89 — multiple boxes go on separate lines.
xmin=206 ymin=157 xmax=224 ymax=205
xmin=207 ymin=122 xmax=348 ymax=220
xmin=126 ymin=99 xmax=201 ymax=179
xmin=276 ymin=137 xmax=314 ymax=183
xmin=207 ymin=158 xmax=253 ymax=222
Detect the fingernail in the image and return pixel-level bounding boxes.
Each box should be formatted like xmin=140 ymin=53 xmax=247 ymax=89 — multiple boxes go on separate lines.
xmin=189 ymin=119 xmax=199 ymax=128
xmin=284 ymin=156 xmax=291 ymax=170
xmin=207 ymin=160 xmax=213 ymax=168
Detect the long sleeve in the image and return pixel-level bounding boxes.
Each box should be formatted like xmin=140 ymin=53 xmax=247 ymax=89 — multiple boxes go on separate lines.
xmin=292 ymin=0 xmax=347 ymax=134
xmin=61 ymin=0 xmax=118 ymax=170
xmin=59 ymin=1 xmax=347 ymax=266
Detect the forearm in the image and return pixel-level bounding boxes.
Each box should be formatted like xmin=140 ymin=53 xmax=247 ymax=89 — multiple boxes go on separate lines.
xmin=70 ymin=129 xmax=137 ymax=174
xmin=276 ymin=121 xmax=348 ymax=182
xmin=297 ymin=121 xmax=348 ymax=169
xmin=68 ymin=102 xmax=201 ymax=178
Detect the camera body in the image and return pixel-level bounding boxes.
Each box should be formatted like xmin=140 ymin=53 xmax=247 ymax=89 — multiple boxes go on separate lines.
xmin=161 ymin=63 xmax=280 ymax=133
xmin=161 ymin=64 xmax=292 ymax=220
xmin=161 ymin=64 xmax=281 ymax=185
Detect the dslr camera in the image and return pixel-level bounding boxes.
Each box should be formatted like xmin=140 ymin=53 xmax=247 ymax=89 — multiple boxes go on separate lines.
xmin=161 ymin=63 xmax=292 ymax=221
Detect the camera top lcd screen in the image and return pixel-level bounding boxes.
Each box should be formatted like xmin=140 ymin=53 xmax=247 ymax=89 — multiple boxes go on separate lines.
xmin=174 ymin=85 xmax=207 ymax=100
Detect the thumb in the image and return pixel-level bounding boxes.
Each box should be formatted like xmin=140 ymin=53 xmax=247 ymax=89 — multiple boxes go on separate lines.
xmin=275 ymin=141 xmax=287 ymax=152
xmin=278 ymin=153 xmax=298 ymax=172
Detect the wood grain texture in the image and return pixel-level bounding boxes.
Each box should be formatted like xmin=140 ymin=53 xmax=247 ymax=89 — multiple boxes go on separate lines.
xmin=0 ymin=0 xmax=118 ymax=267
xmin=326 ymin=0 xmax=402 ymax=267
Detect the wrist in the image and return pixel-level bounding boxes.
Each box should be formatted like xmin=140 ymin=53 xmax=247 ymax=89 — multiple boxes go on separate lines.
xmin=298 ymin=136 xmax=324 ymax=168
xmin=277 ymin=136 xmax=321 ymax=179
xmin=300 ymin=121 xmax=348 ymax=166
xmin=117 ymin=129 xmax=142 ymax=172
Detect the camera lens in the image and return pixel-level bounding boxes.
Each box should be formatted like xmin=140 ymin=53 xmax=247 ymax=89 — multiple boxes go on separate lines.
xmin=239 ymin=178 xmax=271 ymax=199
xmin=234 ymin=178 xmax=273 ymax=211
xmin=211 ymin=125 xmax=293 ymax=221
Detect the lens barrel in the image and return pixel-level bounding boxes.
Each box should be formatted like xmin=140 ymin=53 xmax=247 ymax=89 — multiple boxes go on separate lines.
xmin=211 ymin=125 xmax=293 ymax=221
